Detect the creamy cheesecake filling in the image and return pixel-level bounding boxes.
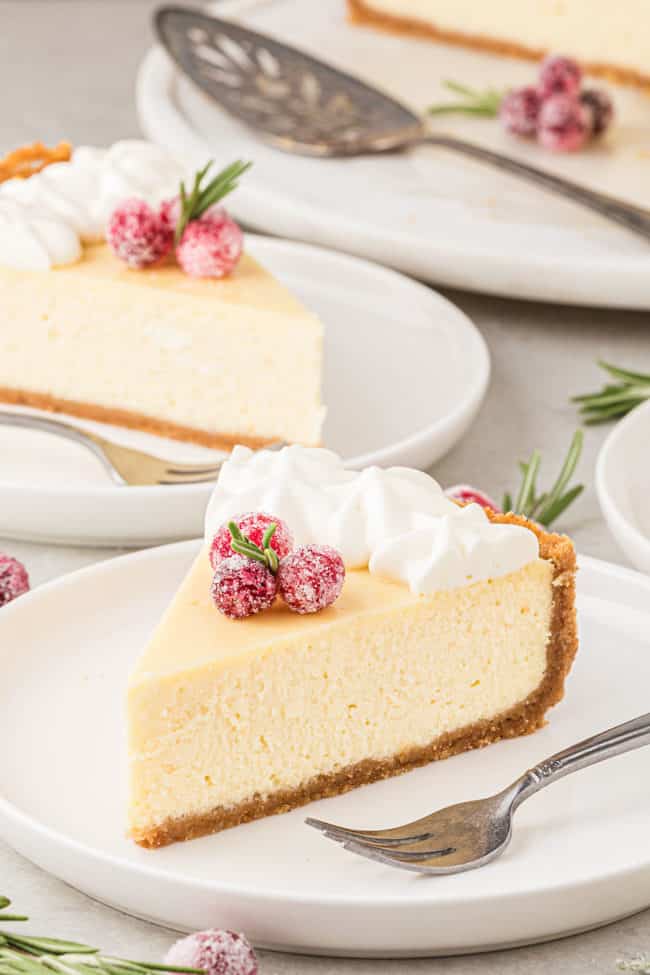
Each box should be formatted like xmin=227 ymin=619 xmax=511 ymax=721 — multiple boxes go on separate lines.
xmin=353 ymin=0 xmax=650 ymax=79
xmin=0 ymin=248 xmax=325 ymax=446
xmin=128 ymin=555 xmax=553 ymax=837
xmin=0 ymin=140 xmax=326 ymax=448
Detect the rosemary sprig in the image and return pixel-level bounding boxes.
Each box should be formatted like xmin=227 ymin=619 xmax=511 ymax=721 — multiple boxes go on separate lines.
xmin=501 ymin=431 xmax=584 ymax=528
xmin=427 ymin=80 xmax=505 ymax=117
xmin=619 ymin=958 xmax=650 ymax=973
xmin=229 ymin=521 xmax=279 ymax=573
xmin=572 ymin=360 xmax=650 ymax=424
xmin=0 ymin=897 xmax=27 ymax=924
xmin=175 ymin=159 xmax=252 ymax=243
xmin=0 ymin=899 xmax=200 ymax=975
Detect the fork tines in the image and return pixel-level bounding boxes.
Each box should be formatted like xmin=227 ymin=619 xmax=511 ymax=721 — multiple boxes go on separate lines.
xmin=305 ymin=816 xmax=464 ymax=875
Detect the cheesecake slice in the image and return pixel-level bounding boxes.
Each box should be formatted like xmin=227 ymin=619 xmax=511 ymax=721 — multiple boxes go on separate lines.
xmin=0 ymin=244 xmax=324 ymax=450
xmin=348 ymin=0 xmax=650 ymax=88
xmin=0 ymin=141 xmax=324 ymax=449
xmin=127 ymin=446 xmax=577 ymax=849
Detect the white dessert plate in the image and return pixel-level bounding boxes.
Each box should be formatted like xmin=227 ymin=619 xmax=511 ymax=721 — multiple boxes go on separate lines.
xmin=137 ymin=0 xmax=650 ymax=309
xmin=596 ymin=400 xmax=650 ymax=574
xmin=1 ymin=541 xmax=650 ymax=957
xmin=0 ymin=235 xmax=488 ymax=548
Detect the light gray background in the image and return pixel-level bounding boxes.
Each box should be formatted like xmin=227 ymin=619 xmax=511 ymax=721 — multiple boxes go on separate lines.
xmin=1 ymin=2 xmax=649 ymax=972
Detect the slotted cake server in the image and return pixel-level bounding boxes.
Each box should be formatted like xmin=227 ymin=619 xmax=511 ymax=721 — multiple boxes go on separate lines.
xmin=155 ymin=6 xmax=650 ymax=242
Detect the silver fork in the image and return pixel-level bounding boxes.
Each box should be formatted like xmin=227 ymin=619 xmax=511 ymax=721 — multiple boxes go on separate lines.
xmin=306 ymin=712 xmax=650 ymax=875
xmin=155 ymin=7 xmax=650 ymax=242
xmin=0 ymin=409 xmax=247 ymax=486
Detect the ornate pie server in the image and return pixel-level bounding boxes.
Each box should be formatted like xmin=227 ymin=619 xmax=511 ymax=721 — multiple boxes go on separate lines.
xmin=154 ymin=6 xmax=650 ymax=242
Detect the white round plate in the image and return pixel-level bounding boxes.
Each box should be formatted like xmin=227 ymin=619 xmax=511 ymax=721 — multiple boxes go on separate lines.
xmin=596 ymin=399 xmax=650 ymax=574
xmin=137 ymin=0 xmax=650 ymax=309
xmin=1 ymin=542 xmax=650 ymax=957
xmin=0 ymin=235 xmax=488 ymax=548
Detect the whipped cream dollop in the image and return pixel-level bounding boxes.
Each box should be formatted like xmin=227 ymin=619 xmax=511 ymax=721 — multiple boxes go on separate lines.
xmin=0 ymin=199 xmax=81 ymax=270
xmin=204 ymin=445 xmax=540 ymax=595
xmin=0 ymin=140 xmax=185 ymax=270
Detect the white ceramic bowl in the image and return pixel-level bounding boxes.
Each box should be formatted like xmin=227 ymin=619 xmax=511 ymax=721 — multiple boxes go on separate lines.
xmin=596 ymin=399 xmax=650 ymax=574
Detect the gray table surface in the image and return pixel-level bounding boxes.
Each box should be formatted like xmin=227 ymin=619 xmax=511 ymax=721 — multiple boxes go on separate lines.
xmin=1 ymin=2 xmax=649 ymax=972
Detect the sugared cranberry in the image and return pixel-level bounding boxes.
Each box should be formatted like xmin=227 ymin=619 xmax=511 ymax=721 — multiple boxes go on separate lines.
xmin=444 ymin=485 xmax=501 ymax=513
xmin=107 ymin=198 xmax=173 ymax=268
xmin=499 ymin=86 xmax=541 ymax=137
xmin=580 ymin=88 xmax=615 ymax=136
xmin=164 ymin=929 xmax=258 ymax=975
xmin=158 ymin=196 xmax=181 ymax=235
xmin=538 ymin=55 xmax=582 ymax=99
xmin=211 ymin=555 xmax=277 ymax=619
xmin=176 ymin=211 xmax=243 ymax=278
xmin=0 ymin=554 xmax=29 ymax=608
xmin=537 ymin=95 xmax=589 ymax=152
xmin=209 ymin=513 xmax=294 ymax=569
xmin=278 ymin=545 xmax=345 ymax=615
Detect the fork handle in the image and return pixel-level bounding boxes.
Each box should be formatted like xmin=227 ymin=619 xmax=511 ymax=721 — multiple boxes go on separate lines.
xmin=0 ymin=409 xmax=120 ymax=482
xmin=512 ymin=712 xmax=650 ymax=807
xmin=419 ymin=134 xmax=650 ymax=242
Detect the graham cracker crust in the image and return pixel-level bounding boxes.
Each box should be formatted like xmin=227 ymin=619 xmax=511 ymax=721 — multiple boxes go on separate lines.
xmin=0 ymin=386 xmax=277 ymax=452
xmin=133 ymin=513 xmax=577 ymax=849
xmin=348 ymin=0 xmax=650 ymax=90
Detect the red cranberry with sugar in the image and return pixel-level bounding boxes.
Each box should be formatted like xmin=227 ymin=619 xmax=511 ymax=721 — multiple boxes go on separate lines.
xmin=107 ymin=198 xmax=173 ymax=268
xmin=500 ymin=86 xmax=542 ymax=137
xmin=209 ymin=513 xmax=293 ymax=569
xmin=211 ymin=555 xmax=277 ymax=619
xmin=444 ymin=485 xmax=501 ymax=513
xmin=538 ymin=55 xmax=582 ymax=99
xmin=176 ymin=212 xmax=243 ymax=278
xmin=158 ymin=196 xmax=181 ymax=234
xmin=538 ymin=94 xmax=589 ymax=152
xmin=0 ymin=554 xmax=29 ymax=607
xmin=164 ymin=928 xmax=258 ymax=975
xmin=278 ymin=544 xmax=345 ymax=614
xmin=580 ymin=88 xmax=614 ymax=137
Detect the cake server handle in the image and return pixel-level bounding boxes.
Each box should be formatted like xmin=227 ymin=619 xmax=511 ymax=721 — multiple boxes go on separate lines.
xmin=419 ymin=134 xmax=650 ymax=243
xmin=512 ymin=711 xmax=650 ymax=807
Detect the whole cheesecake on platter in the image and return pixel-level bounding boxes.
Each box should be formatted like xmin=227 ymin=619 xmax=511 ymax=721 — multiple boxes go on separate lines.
xmin=0 ymin=142 xmax=324 ymax=450
xmin=348 ymin=0 xmax=650 ymax=88
xmin=127 ymin=445 xmax=578 ymax=849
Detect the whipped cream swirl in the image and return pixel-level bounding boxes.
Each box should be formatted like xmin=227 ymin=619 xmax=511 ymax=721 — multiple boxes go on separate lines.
xmin=0 ymin=140 xmax=185 ymax=270
xmin=0 ymin=199 xmax=81 ymax=270
xmin=204 ymin=446 xmax=539 ymax=595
